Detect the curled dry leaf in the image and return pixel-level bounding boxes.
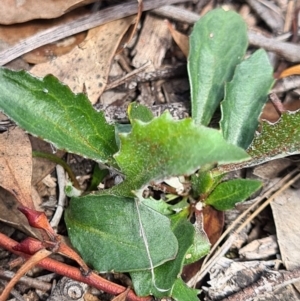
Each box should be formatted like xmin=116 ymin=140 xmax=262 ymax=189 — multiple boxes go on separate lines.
xmin=166 ymin=20 xmax=189 ymax=57
xmin=202 ymin=205 xmax=224 ymax=246
xmin=0 ymin=0 xmax=95 ymax=25
xmin=31 ymin=16 xmax=136 ymax=104
xmin=279 ymin=64 xmax=300 ymax=79
xmin=0 ymin=127 xmax=34 ymax=209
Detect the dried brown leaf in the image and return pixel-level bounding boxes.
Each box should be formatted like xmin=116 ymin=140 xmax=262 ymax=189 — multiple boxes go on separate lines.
xmin=203 ymin=205 xmax=224 ymax=246
xmin=279 ymin=64 xmax=300 ymax=79
xmin=261 ymin=100 xmax=300 ymax=123
xmin=0 ymin=8 xmax=88 ymax=63
xmin=0 ymin=0 xmax=95 ymax=25
xmin=0 ymin=187 xmax=40 ymax=238
xmin=30 ymin=16 xmax=136 ymax=104
xmin=166 ymin=20 xmax=189 ymax=57
xmin=271 ymin=188 xmax=300 ymax=271
xmin=0 ymin=127 xmax=34 ymax=209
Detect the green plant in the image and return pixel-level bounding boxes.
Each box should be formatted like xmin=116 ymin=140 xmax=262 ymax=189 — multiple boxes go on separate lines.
xmin=2 ymin=7 xmax=298 ymax=301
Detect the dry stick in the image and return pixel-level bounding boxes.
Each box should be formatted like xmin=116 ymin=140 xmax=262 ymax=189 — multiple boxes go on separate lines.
xmin=283 ymin=0 xmax=294 ymax=32
xmin=0 ymin=248 xmax=52 ymax=301
xmin=2 ymin=1 xmax=300 ymax=66
xmin=0 ymin=280 xmax=24 ymax=301
xmin=248 ymin=30 xmax=300 ymax=62
xmin=0 ymin=0 xmax=187 ymax=66
xmin=222 ymin=271 xmax=300 ymax=301
xmin=0 ymin=232 xmax=151 ymax=301
xmin=187 ymin=168 xmax=300 ymax=287
xmin=153 ymin=6 xmax=300 ymax=63
xmin=0 ymin=269 xmax=52 ymax=291
xmin=246 ymin=0 xmax=283 ymax=32
xmin=152 ymin=5 xmax=200 ymax=23
xmin=50 ymin=165 xmax=67 ymax=229
xmin=105 ymin=61 xmax=151 ymax=90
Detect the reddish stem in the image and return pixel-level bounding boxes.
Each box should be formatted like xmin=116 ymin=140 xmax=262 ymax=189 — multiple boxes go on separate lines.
xmin=0 ymin=232 xmax=152 ymax=301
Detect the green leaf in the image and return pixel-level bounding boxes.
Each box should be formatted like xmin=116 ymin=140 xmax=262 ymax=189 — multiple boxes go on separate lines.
xmin=218 ymin=110 xmax=300 ymax=172
xmin=128 ymin=102 xmax=154 ymax=122
xmin=191 ymin=169 xmax=224 ymax=198
xmin=220 ymin=49 xmax=274 ymax=149
xmin=86 ymin=164 xmax=109 ymax=192
xmin=130 ymin=211 xmax=194 ymax=297
xmin=0 ymin=68 xmax=118 ymax=165
xmin=248 ymin=110 xmax=300 ymax=164
xmin=205 ymin=179 xmax=262 ymax=211
xmin=141 ymin=197 xmax=174 ymax=216
xmin=172 ymin=278 xmax=200 ymax=301
xmin=115 ymin=123 xmax=132 ymax=148
xmin=184 ymin=216 xmax=210 ymax=265
xmin=188 ymin=8 xmax=248 ymax=126
xmin=65 ymin=194 xmax=178 ymax=272
xmin=112 ymin=112 xmax=249 ymax=196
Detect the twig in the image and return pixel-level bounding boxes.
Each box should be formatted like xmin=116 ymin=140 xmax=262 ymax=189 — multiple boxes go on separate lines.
xmin=0 ymin=280 xmax=24 ymax=301
xmin=0 ymin=232 xmax=152 ymax=301
xmin=222 ymin=270 xmax=300 ymax=301
xmin=246 ymin=0 xmax=284 ymax=32
xmin=156 ymin=5 xmax=300 ymax=63
xmin=272 ymin=76 xmax=300 ymax=93
xmin=248 ymin=30 xmax=300 ymax=62
xmin=32 ymin=151 xmax=80 ymax=189
xmin=106 ymin=63 xmax=187 ymax=90
xmin=0 ymin=269 xmax=52 ymax=292
xmin=283 ymin=0 xmax=294 ymax=32
xmin=106 ymin=61 xmax=152 ymax=90
xmin=0 ymin=248 xmax=52 ymax=301
xmin=269 ymin=92 xmax=286 ymax=114
xmin=152 ymin=5 xmax=200 ymax=23
xmin=50 ymin=165 xmax=67 ymax=230
xmin=0 ymin=0 xmax=187 ymax=66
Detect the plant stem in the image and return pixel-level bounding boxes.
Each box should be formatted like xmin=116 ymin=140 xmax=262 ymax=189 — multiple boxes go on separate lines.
xmin=0 ymin=232 xmax=152 ymax=301
xmin=32 ymin=151 xmax=80 ymax=189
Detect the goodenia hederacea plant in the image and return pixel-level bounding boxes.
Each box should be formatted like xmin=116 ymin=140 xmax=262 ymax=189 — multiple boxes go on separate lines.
xmin=188 ymin=8 xmax=248 ymax=126
xmin=0 ymin=68 xmax=118 ymax=166
xmin=220 ymin=49 xmax=274 ymax=149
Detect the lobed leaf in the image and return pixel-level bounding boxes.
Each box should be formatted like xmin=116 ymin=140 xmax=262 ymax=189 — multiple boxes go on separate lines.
xmin=0 ymin=68 xmax=118 ymax=165
xmin=220 ymin=49 xmax=274 ymax=149
xmin=65 ymin=194 xmax=178 ymax=272
xmin=188 ymin=8 xmax=248 ymax=126
xmin=248 ymin=110 xmax=300 ymax=163
xmin=218 ymin=110 xmax=300 ymax=171
xmin=112 ymin=112 xmax=249 ymax=196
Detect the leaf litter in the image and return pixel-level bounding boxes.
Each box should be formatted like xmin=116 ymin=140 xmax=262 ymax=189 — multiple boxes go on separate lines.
xmin=0 ymin=1 xmax=299 ymax=300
